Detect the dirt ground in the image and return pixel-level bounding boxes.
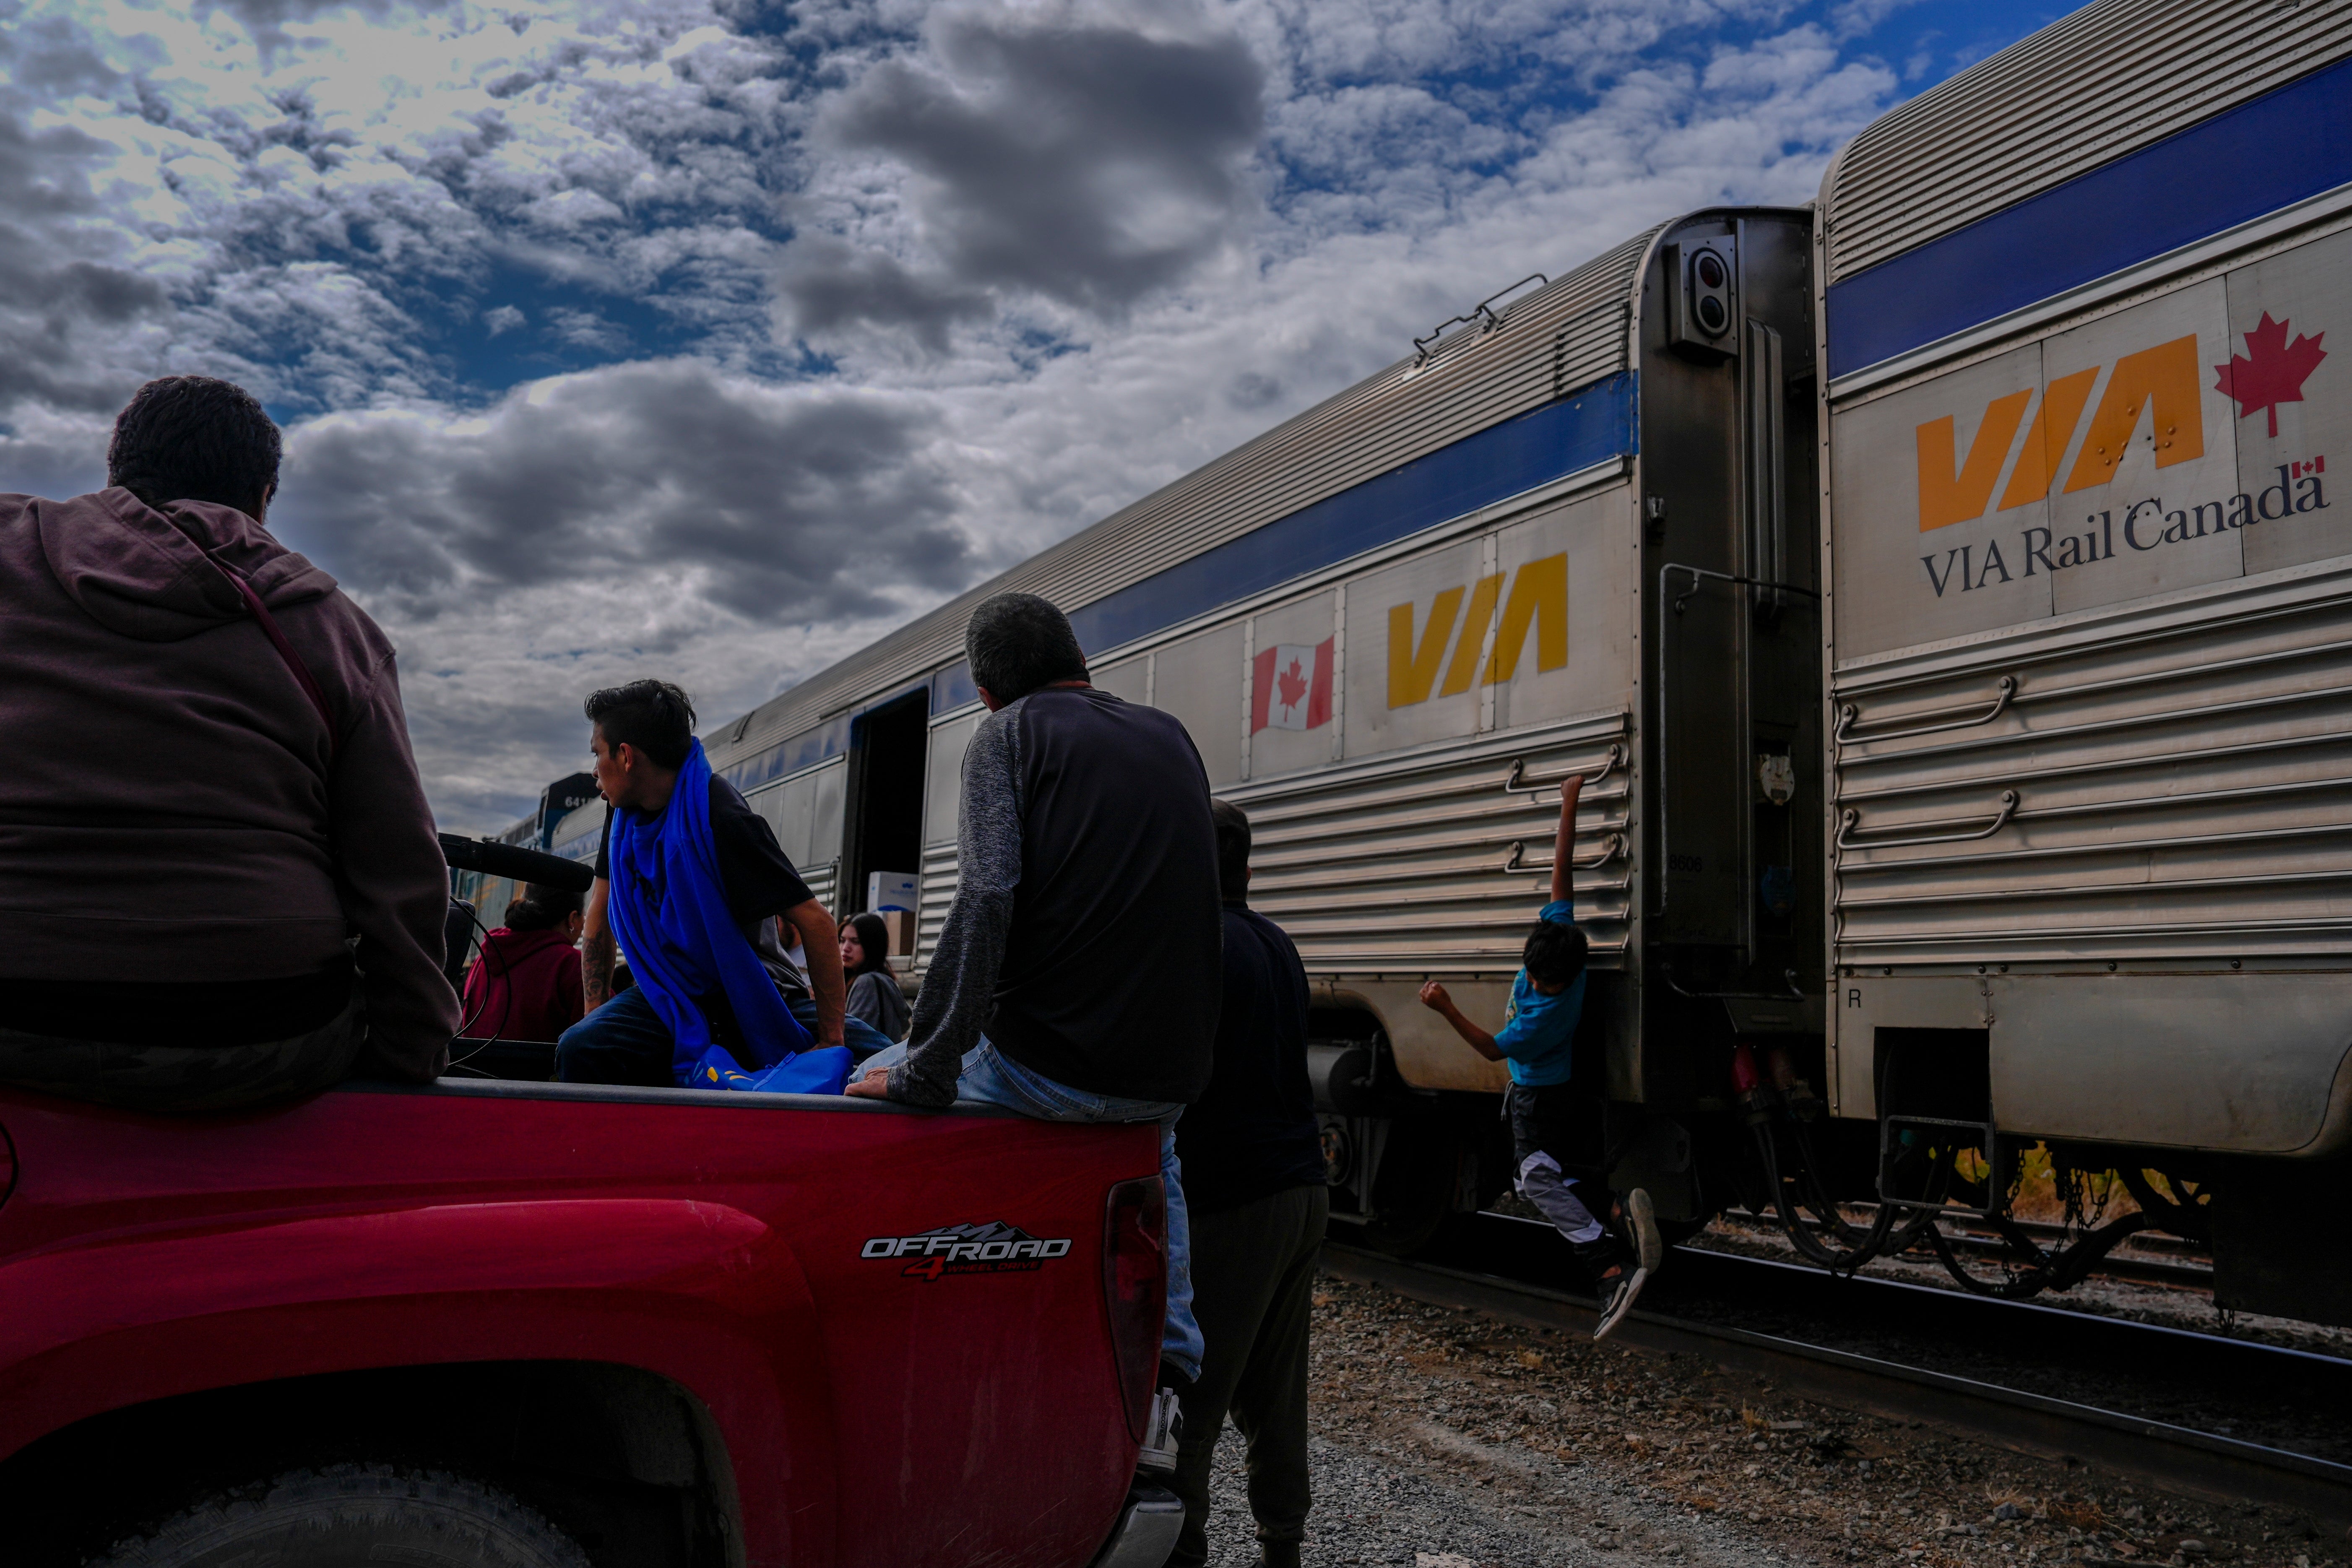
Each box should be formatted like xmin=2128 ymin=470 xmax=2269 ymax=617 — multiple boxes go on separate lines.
xmin=1182 ymin=1272 xmax=2352 ymax=1568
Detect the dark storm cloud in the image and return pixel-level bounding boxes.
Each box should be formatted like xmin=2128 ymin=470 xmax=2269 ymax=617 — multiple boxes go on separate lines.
xmin=774 ymin=238 xmax=993 ymax=354
xmin=0 ymin=39 xmax=170 ymax=418
xmin=272 ymin=358 xmax=972 ymax=624
xmin=785 ymin=13 xmax=1265 ymax=339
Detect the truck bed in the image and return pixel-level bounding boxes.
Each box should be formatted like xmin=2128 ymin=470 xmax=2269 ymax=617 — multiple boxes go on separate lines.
xmin=0 ymin=1077 xmax=1163 ymax=1567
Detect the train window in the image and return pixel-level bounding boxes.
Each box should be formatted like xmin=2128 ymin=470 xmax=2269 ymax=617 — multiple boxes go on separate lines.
xmin=922 ymin=712 xmax=981 ymax=848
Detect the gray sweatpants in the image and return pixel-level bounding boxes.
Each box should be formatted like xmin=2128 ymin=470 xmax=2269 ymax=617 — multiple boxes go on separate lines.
xmin=1509 ymin=1081 xmax=1621 ymax=1266
xmin=0 ymin=990 xmax=367 ymax=1114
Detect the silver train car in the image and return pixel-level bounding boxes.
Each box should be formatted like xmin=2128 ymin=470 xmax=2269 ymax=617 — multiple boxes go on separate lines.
xmin=698 ymin=0 xmax=2352 ymax=1324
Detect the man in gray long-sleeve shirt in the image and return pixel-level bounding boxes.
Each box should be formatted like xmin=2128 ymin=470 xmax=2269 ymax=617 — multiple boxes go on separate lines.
xmin=849 ymin=591 xmax=1224 ymax=1476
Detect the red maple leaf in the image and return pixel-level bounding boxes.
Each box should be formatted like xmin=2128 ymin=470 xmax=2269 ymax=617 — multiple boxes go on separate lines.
xmin=2215 ymin=312 xmax=2327 ymax=438
xmin=1276 ymin=656 xmax=1309 ymax=715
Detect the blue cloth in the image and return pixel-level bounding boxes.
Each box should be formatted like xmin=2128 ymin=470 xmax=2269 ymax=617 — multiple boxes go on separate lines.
xmin=1492 ymin=897 xmax=1585 ymax=1087
xmin=858 ymin=1034 xmax=1204 ymax=1382
xmin=604 ymin=738 xmax=846 ymax=1095
xmin=556 ymin=989 xmax=887 ymax=1089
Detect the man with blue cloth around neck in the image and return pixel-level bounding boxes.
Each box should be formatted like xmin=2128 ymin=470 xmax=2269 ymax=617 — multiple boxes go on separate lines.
xmin=554 ymin=680 xmax=885 ymax=1092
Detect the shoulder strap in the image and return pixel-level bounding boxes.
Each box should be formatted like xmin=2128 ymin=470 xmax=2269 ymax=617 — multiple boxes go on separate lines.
xmin=206 ymin=552 xmax=339 ymax=764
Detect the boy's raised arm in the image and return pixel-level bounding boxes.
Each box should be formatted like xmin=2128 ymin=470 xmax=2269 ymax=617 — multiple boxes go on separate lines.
xmin=1551 ymin=770 xmax=1584 ymax=909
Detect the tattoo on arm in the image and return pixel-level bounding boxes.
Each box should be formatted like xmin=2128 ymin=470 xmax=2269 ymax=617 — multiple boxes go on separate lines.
xmin=582 ymin=878 xmax=614 ymax=1011
xmin=788 ymin=902 xmax=846 ymax=1046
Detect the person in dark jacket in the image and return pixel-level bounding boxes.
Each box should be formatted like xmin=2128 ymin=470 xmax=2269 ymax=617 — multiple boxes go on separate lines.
xmin=0 ymin=376 xmax=458 ymax=1111
xmin=848 ymin=591 xmax=1223 ymax=1479
xmin=1168 ymin=801 xmax=1329 ymax=1568
xmin=838 ymin=912 xmax=909 ymax=1046
xmin=461 ymin=885 xmax=586 ymax=1043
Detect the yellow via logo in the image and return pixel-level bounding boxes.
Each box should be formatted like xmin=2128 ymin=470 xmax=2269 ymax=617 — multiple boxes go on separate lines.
xmin=1916 ymin=334 xmax=2204 ymax=531
xmin=1387 ymin=553 xmax=1566 ymax=708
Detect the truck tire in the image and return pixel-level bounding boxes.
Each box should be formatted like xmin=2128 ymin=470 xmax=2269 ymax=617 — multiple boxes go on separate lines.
xmin=86 ymin=1464 xmax=591 ymax=1568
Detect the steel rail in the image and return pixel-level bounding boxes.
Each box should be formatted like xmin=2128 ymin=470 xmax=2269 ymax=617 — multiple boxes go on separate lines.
xmin=1251 ymin=807 xmax=1631 ymax=874
xmin=1322 ymin=1240 xmax=2352 ymax=1533
xmin=1253 ymin=856 xmax=1632 ymax=897
xmin=1832 ymin=680 xmax=2352 ymax=770
xmin=1834 ymin=863 xmax=2352 ymax=915
xmin=1247 ymin=771 xmax=1634 ymax=835
xmin=1711 ymin=1209 xmax=2216 ymax=1291
xmin=1835 ymin=725 xmax=2352 ymax=806
xmin=1828 ymin=813 xmax=2352 ymax=876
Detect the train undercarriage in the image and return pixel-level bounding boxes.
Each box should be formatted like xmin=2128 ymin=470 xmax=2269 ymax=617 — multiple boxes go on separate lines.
xmin=1312 ymin=1014 xmax=2352 ymax=1329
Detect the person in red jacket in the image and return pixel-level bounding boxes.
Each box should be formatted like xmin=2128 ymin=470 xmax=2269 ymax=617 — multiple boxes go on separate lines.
xmin=461 ymin=886 xmax=586 ymax=1043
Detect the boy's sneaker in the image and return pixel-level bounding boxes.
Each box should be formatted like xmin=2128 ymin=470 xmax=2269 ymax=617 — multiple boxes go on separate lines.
xmin=1136 ymin=1387 xmax=1182 ymax=1475
xmin=1592 ymin=1265 xmax=1649 ymax=1341
xmin=1625 ymin=1187 xmax=1664 ymax=1274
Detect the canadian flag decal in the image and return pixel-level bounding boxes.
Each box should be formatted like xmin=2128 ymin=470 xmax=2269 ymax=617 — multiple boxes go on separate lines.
xmin=1251 ymin=638 xmax=1334 ymax=733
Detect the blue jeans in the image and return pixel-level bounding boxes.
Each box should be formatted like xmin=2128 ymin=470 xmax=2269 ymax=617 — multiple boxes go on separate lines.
xmin=862 ymin=1036 xmax=1204 ymax=1383
xmin=556 ymin=987 xmax=894 ymax=1087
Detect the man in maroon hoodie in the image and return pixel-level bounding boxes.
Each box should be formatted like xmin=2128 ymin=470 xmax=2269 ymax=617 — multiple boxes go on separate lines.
xmin=0 ymin=376 xmax=459 ymax=1110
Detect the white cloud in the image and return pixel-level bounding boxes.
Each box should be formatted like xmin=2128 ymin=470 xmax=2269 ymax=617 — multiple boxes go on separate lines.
xmin=0 ymin=0 xmax=1985 ymax=831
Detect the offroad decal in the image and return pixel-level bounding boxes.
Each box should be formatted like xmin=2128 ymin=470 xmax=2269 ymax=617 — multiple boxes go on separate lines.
xmin=860 ymin=1221 xmax=1073 ymax=1281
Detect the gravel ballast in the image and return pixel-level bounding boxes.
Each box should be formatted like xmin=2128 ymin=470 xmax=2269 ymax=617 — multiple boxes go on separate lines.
xmin=1181 ymin=1273 xmax=2351 ymax=1568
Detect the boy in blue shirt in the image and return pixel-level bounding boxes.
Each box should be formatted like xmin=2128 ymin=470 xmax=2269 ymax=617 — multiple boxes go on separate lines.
xmin=1419 ymin=769 xmax=1662 ymax=1337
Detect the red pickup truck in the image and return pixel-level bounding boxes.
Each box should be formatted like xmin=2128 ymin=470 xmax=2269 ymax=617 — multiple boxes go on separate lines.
xmin=0 ymin=1074 xmax=1180 ymax=1567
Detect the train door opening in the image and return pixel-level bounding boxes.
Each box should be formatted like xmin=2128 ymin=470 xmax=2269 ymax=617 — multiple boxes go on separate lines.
xmin=842 ymin=691 xmax=929 ymax=926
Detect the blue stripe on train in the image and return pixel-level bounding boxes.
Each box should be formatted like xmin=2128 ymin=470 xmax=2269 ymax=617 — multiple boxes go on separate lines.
xmin=1826 ymin=54 xmax=2352 ymax=381
xmin=721 ymin=371 xmax=1637 ymax=791
xmin=1067 ymin=372 xmax=1635 ymax=654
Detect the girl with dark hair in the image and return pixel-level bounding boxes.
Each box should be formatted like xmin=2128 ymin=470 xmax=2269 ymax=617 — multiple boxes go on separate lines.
xmin=461 ymin=885 xmax=587 ymax=1044
xmin=838 ymin=913 xmax=908 ymax=1045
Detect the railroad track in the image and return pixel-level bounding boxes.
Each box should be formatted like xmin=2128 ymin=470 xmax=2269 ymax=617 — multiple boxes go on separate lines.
xmin=1324 ymin=1217 xmax=2352 ymax=1533
xmin=1708 ymin=1207 xmax=2218 ymax=1292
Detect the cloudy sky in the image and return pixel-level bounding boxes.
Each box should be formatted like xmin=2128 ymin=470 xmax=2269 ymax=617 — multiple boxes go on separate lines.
xmin=1 ymin=0 xmax=2061 ymax=832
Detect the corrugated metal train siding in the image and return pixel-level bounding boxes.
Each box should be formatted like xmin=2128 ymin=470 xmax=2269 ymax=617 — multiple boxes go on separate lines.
xmin=1831 ymin=567 xmax=2352 ymax=967
xmin=909 ymin=720 xmax=1632 ymax=979
xmin=705 ymin=229 xmax=1658 ymax=778
xmin=801 ymin=860 xmax=838 ymax=921
xmin=915 ymin=841 xmax=958 ymax=969
xmin=1235 ymin=719 xmax=1631 ymax=977
xmin=1822 ymin=0 xmax=2352 ymax=283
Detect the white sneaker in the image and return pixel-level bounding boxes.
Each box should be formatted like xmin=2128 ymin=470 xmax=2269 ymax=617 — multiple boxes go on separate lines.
xmin=1593 ymin=1266 xmax=1649 ymax=1342
xmin=1626 ymin=1187 xmax=1663 ymax=1274
xmin=1136 ymin=1387 xmax=1182 ymax=1475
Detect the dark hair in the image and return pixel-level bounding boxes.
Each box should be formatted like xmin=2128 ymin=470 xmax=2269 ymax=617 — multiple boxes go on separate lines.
xmin=844 ymin=911 xmax=893 ymax=977
xmin=585 ymin=679 xmax=696 ymax=770
xmin=507 ymin=883 xmax=585 ymax=933
xmin=966 ymin=592 xmax=1088 ymax=705
xmin=1522 ymin=919 xmax=1588 ymax=990
xmin=107 ymin=376 xmax=283 ymax=517
xmin=1210 ymin=798 xmax=1251 ymax=901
